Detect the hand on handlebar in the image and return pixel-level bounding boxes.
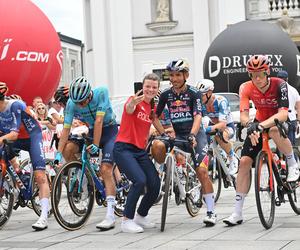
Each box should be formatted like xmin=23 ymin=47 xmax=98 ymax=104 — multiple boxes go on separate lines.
xmin=187 ymin=133 xmax=197 ymax=147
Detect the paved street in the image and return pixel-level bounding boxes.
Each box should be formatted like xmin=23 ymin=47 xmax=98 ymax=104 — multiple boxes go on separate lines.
xmin=1 ymin=178 xmax=300 ymax=250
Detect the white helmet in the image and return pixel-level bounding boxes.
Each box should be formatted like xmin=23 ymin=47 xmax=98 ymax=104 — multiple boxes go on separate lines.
xmin=196 ymin=79 xmax=214 ymax=93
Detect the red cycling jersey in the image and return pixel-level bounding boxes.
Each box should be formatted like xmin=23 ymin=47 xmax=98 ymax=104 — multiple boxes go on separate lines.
xmin=239 ymin=77 xmax=289 ymax=122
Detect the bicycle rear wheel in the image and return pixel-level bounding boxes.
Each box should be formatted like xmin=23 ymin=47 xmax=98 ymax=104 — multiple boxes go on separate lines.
xmin=161 ymin=156 xmax=172 ymax=232
xmin=207 ymin=151 xmax=222 ymax=203
xmin=0 ymin=172 xmax=14 ymax=229
xmin=185 ymin=165 xmax=202 ymax=217
xmin=288 ymin=147 xmax=300 ymax=214
xmin=51 ymin=161 xmax=95 ymax=231
xmin=255 ymin=151 xmax=275 ymax=229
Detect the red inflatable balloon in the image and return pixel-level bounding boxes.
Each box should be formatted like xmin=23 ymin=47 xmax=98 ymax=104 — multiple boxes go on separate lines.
xmin=0 ymin=0 xmax=62 ymax=105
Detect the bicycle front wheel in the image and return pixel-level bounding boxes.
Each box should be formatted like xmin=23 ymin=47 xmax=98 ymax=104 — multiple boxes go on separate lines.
xmin=185 ymin=166 xmax=202 ymax=217
xmin=51 ymin=161 xmax=95 ymax=231
xmin=288 ymin=147 xmax=300 ymax=214
xmin=0 ymin=172 xmax=14 ymax=229
xmin=255 ymin=151 xmax=275 ymax=229
xmin=161 ymin=156 xmax=172 ymax=232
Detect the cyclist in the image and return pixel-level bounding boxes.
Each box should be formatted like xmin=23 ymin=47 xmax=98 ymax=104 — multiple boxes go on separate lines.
xmin=223 ymin=55 xmax=300 ymax=226
xmin=113 ymin=73 xmax=163 ymax=233
xmin=196 ymin=79 xmax=238 ymax=175
xmin=276 ymin=70 xmax=300 ymax=145
xmin=0 ymin=82 xmax=50 ymax=230
xmin=156 ymin=59 xmax=217 ymax=226
xmin=54 ymin=76 xmax=118 ymax=231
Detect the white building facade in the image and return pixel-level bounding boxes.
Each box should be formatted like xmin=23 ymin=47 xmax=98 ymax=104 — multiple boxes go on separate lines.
xmin=82 ymin=0 xmax=300 ymax=98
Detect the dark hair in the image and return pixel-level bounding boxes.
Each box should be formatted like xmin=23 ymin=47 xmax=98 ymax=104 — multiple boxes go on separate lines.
xmin=142 ymin=73 xmax=160 ymax=120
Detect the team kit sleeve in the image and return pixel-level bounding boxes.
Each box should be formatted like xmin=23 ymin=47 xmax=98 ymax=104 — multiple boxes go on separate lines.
xmin=96 ymin=87 xmax=109 ymax=117
xmin=10 ymin=102 xmax=24 ymax=132
xmin=192 ymin=90 xmax=202 ymax=116
xmin=239 ymin=83 xmax=250 ymax=112
xmin=63 ymin=100 xmax=75 ymax=129
xmin=277 ymin=81 xmax=289 ymax=110
xmin=218 ymin=99 xmax=229 ymax=122
xmin=156 ymin=91 xmax=167 ymax=117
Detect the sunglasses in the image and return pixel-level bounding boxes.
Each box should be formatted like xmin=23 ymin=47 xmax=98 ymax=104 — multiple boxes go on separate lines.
xmin=37 ymin=107 xmax=45 ymax=110
xmin=249 ymin=71 xmax=267 ymax=79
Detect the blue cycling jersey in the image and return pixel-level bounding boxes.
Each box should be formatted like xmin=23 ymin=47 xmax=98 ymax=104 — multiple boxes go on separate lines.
xmin=201 ymin=94 xmax=234 ymax=125
xmin=0 ymin=99 xmax=41 ymax=137
xmin=64 ymin=87 xmax=116 ymax=129
xmin=156 ymin=85 xmax=202 ymax=135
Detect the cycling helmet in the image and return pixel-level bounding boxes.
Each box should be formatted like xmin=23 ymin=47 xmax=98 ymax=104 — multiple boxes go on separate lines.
xmin=246 ymin=55 xmax=270 ymax=73
xmin=0 ymin=82 xmax=9 ymax=96
xmin=277 ymin=70 xmax=288 ymax=80
xmin=54 ymin=86 xmax=69 ymax=105
xmin=166 ymin=59 xmax=189 ymax=72
xmin=69 ymin=76 xmax=91 ymax=103
xmin=196 ymin=79 xmax=214 ymax=93
xmin=8 ymin=94 xmax=22 ymax=100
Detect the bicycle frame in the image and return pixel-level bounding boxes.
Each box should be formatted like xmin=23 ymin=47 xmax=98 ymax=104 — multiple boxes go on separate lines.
xmin=259 ymin=131 xmax=286 ymax=193
xmin=71 ymin=143 xmax=106 ymax=199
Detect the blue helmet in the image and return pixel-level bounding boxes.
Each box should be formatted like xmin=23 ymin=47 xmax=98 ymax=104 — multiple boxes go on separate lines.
xmin=69 ymin=76 xmax=91 ymax=103
xmin=166 ymin=59 xmax=189 ymax=72
xmin=277 ymin=70 xmax=288 ymax=80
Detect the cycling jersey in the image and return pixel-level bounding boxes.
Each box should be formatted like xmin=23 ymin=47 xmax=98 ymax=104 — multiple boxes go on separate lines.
xmin=202 ymin=94 xmax=234 ymax=125
xmin=239 ymin=77 xmax=289 ymax=122
xmin=0 ymin=99 xmax=45 ymax=170
xmin=0 ymin=99 xmax=41 ymax=139
xmin=156 ymin=85 xmax=202 ymax=135
xmin=116 ymin=97 xmax=155 ymax=149
xmin=64 ymin=87 xmax=116 ymax=129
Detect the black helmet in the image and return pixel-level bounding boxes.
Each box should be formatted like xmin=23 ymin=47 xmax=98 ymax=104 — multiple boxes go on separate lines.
xmin=54 ymin=86 xmax=69 ymax=105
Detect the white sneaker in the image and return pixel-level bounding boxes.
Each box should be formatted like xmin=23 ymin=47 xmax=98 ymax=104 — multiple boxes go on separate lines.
xmin=96 ymin=216 xmax=115 ymax=230
xmin=228 ymin=157 xmax=239 ymax=175
xmin=203 ymin=212 xmax=217 ymax=226
xmin=223 ymin=213 xmax=243 ymax=226
xmin=32 ymin=217 xmax=48 ymax=231
xmin=121 ymin=219 xmax=144 ymax=233
xmin=287 ymin=163 xmax=300 ymax=182
xmin=134 ymin=214 xmax=156 ymax=229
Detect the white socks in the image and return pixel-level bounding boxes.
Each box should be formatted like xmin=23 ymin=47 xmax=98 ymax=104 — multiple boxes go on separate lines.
xmin=40 ymin=198 xmax=49 ymax=220
xmin=234 ymin=192 xmax=246 ymax=216
xmin=203 ymin=193 xmax=215 ymax=212
xmin=106 ymin=195 xmax=116 ymax=218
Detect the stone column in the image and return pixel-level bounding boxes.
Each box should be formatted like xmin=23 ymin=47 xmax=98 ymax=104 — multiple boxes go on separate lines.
xmin=83 ymin=0 xmax=134 ymax=97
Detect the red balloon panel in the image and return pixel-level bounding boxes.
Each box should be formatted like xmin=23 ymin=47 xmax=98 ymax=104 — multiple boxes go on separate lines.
xmin=0 ymin=0 xmax=63 ymax=105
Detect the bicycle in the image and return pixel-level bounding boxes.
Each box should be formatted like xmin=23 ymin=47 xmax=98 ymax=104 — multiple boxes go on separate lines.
xmin=147 ymin=135 xmax=202 ymax=232
xmin=51 ymin=134 xmax=131 ymax=231
xmin=255 ymin=119 xmax=300 ymax=229
xmin=0 ymin=140 xmax=54 ymax=229
xmin=206 ymin=130 xmax=240 ymax=202
xmin=18 ymin=157 xmax=57 ymax=216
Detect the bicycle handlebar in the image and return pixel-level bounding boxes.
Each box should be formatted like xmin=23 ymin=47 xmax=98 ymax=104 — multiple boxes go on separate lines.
xmin=206 ymin=129 xmax=228 ymax=144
